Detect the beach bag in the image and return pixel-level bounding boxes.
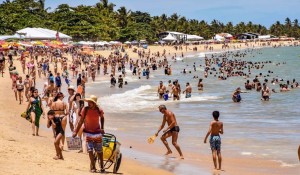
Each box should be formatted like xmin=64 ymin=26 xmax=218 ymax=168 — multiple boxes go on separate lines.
xmin=21 ymin=111 xmax=32 ymax=123
xmin=66 ymin=137 xmax=82 ymax=150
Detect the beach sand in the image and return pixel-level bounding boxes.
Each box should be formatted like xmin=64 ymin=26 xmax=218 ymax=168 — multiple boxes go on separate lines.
xmin=0 ymin=41 xmax=299 ymax=175
xmin=0 ymin=57 xmax=173 ymax=175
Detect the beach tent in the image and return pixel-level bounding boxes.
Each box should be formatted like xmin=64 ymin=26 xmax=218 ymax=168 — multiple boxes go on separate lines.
xmin=214 ymin=33 xmax=233 ymax=41
xmin=258 ymin=35 xmax=271 ymax=39
xmin=16 ymin=28 xmax=72 ymax=41
xmin=0 ymin=34 xmax=20 ymax=40
xmin=186 ymin=35 xmax=204 ymax=41
xmin=131 ymin=40 xmax=139 ymax=45
xmin=162 ymin=33 xmax=177 ymax=41
xmin=140 ymin=40 xmax=147 ymax=44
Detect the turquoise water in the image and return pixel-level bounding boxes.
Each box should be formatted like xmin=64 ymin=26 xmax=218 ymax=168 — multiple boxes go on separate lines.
xmin=87 ymin=46 xmax=300 ymax=171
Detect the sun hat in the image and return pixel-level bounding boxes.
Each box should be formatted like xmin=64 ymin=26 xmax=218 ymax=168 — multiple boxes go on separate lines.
xmin=84 ymin=95 xmax=98 ymax=104
xmin=68 ymin=86 xmax=75 ymax=91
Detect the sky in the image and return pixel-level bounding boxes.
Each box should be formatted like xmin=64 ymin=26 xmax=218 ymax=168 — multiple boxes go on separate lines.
xmin=45 ymin=0 xmax=300 ymax=27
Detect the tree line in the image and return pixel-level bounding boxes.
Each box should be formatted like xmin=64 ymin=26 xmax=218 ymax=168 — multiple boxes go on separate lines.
xmin=0 ymin=0 xmax=299 ymax=42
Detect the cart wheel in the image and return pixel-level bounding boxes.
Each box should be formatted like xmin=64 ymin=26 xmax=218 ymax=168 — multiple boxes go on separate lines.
xmin=113 ymin=153 xmax=122 ymax=173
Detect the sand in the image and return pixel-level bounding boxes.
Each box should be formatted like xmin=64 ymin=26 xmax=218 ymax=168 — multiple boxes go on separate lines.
xmin=0 ymin=55 xmax=173 ymax=175
xmin=0 ymin=41 xmax=299 ymax=175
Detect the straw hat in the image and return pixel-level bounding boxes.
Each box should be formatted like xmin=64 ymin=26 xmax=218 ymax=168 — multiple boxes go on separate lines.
xmin=84 ymin=95 xmax=98 ymax=104
xmin=68 ymin=86 xmax=75 ymax=91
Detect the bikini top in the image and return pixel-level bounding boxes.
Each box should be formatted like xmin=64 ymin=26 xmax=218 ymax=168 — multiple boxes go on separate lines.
xmin=16 ymin=82 xmax=24 ymax=89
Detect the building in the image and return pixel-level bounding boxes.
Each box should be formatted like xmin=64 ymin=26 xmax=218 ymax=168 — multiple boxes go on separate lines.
xmin=236 ymin=32 xmax=260 ymax=40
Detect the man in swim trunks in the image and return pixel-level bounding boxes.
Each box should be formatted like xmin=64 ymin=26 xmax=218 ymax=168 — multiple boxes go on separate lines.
xmin=155 ymin=105 xmax=184 ymax=159
xmin=204 ymin=111 xmax=224 ymax=170
xmin=171 ymin=81 xmax=180 ymax=101
xmin=261 ymin=83 xmax=270 ymax=101
xmin=183 ymin=82 xmax=192 ymax=98
xmin=157 ymin=81 xmax=166 ymax=99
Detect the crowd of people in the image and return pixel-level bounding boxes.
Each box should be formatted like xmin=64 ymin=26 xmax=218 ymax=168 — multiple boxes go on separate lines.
xmin=0 ymin=40 xmax=299 ymax=173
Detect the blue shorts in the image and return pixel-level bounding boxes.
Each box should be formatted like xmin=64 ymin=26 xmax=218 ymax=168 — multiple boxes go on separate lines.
xmin=87 ymin=141 xmax=102 ymax=153
xmin=185 ymin=93 xmax=191 ymax=98
xmin=85 ymin=133 xmax=103 ymax=153
xmin=210 ymin=135 xmax=221 ymax=153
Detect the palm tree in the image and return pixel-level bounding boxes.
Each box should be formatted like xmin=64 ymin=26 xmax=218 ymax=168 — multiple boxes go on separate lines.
xmin=96 ymin=0 xmax=115 ymax=12
xmin=117 ymin=6 xmax=131 ymax=28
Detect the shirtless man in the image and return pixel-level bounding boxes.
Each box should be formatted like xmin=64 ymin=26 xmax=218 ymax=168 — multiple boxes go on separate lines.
xmin=157 ymin=81 xmax=166 ymax=99
xmin=183 ymin=82 xmax=192 ymax=98
xmin=171 ymin=81 xmax=180 ymax=101
xmin=45 ymin=80 xmax=58 ymax=105
xmin=204 ymin=111 xmax=224 ymax=170
xmin=261 ymin=83 xmax=270 ymax=101
xmin=155 ymin=105 xmax=184 ymax=159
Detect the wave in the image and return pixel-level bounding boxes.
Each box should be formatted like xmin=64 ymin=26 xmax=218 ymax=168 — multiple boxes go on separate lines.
xmin=272 ymin=160 xmax=299 ymax=168
xmin=184 ymin=54 xmax=196 ymax=58
xmin=99 ymin=85 xmax=221 ymax=113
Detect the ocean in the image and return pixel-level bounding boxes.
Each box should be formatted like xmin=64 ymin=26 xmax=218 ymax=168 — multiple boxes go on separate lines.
xmin=85 ymin=46 xmax=300 ymax=173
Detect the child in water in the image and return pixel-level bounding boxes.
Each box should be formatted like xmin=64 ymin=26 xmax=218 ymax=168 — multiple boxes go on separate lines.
xmin=204 ymin=111 xmax=224 ymax=170
xmin=163 ymin=90 xmax=169 ymax=101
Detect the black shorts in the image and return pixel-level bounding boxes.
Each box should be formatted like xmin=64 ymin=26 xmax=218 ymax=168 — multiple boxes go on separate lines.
xmin=170 ymin=126 xmax=180 ymax=133
xmin=262 ymin=96 xmax=269 ymax=100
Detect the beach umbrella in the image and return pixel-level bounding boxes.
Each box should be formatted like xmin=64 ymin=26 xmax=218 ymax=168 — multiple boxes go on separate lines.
xmin=124 ymin=41 xmax=131 ymax=44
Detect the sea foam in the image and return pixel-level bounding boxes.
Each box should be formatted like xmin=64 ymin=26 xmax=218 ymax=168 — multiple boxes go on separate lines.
xmin=99 ymin=85 xmax=221 ymax=113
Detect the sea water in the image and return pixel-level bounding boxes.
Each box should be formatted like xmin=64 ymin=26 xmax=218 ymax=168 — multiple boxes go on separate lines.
xmin=86 ymin=46 xmax=300 ymax=172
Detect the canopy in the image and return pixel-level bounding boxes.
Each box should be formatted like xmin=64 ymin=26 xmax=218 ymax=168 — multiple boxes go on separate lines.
xmin=162 ymin=34 xmax=177 ymax=41
xmin=0 ymin=34 xmax=20 ymax=40
xmin=186 ymin=35 xmax=204 ymax=41
xmin=16 ymin=28 xmax=72 ymax=40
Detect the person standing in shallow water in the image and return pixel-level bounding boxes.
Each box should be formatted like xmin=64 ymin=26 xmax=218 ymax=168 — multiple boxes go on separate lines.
xmin=155 ymin=105 xmax=184 ymax=159
xmin=204 ymin=111 xmax=224 ymax=170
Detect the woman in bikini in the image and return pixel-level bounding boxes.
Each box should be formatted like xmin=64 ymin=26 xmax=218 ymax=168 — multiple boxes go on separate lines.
xmin=71 ymin=93 xmax=85 ymax=152
xmin=16 ymin=76 xmax=25 ymax=104
xmin=26 ymin=89 xmax=45 ymax=136
xmin=51 ymin=92 xmax=69 ymax=150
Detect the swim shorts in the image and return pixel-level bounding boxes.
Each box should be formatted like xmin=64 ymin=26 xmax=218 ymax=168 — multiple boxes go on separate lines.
xmin=170 ymin=126 xmax=180 ymax=132
xmin=185 ymin=93 xmax=191 ymax=98
xmin=86 ymin=133 xmax=103 ymax=153
xmin=209 ymin=135 xmax=221 ymax=153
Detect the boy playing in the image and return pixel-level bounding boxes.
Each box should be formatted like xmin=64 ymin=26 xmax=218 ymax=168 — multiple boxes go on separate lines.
xmin=47 ymin=110 xmax=64 ymax=160
xmin=204 ymin=111 xmax=223 ymax=170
